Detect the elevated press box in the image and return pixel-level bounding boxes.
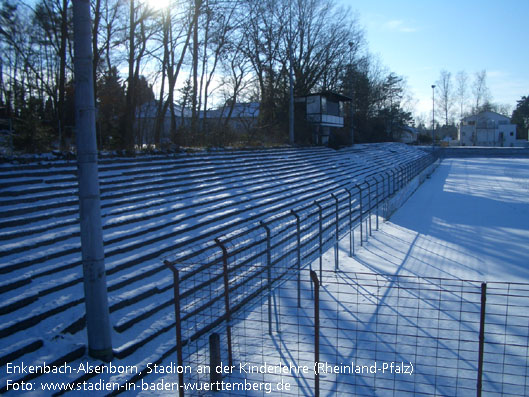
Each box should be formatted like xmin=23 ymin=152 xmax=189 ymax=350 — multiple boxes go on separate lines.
xmin=295 ymin=92 xmax=351 ymax=145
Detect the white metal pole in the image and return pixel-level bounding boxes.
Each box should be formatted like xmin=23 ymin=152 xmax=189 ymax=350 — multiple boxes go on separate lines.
xmin=73 ymin=0 xmax=113 ymax=361
xmin=431 ymin=84 xmax=436 ymax=151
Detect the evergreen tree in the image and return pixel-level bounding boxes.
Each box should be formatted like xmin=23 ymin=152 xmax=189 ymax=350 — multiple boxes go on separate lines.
xmin=511 ymin=95 xmax=529 ymax=140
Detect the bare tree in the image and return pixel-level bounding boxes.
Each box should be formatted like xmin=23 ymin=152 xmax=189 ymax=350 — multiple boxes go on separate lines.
xmin=59 ymin=0 xmax=69 ymax=148
xmin=219 ymin=33 xmax=253 ymax=127
xmin=455 ymin=70 xmax=468 ymax=120
xmin=98 ymin=0 xmax=122 ymax=73
xmin=239 ymin=0 xmax=364 ymax=136
xmin=435 ymin=69 xmax=454 ymax=126
xmin=124 ymin=0 xmax=138 ymax=152
xmin=198 ymin=0 xmax=239 ymax=133
xmin=123 ymin=0 xmax=156 ymax=151
xmin=153 ymin=0 xmax=193 ymax=146
xmin=91 ymin=0 xmax=101 ymax=102
xmin=0 ymin=0 xmax=74 ymax=149
xmin=290 ymin=0 xmax=364 ymax=94
xmin=472 ymin=69 xmax=490 ymax=113
xmin=190 ymin=0 xmax=202 ymax=133
xmin=240 ymin=0 xmax=287 ymax=131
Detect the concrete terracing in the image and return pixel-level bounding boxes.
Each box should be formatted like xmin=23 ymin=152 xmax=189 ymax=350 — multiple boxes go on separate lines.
xmin=0 ymin=143 xmax=433 ymax=393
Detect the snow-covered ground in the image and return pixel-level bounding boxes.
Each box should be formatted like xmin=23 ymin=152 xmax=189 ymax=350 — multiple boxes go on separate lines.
xmin=352 ymin=157 xmax=529 ymax=282
xmin=139 ymin=157 xmax=529 ymax=396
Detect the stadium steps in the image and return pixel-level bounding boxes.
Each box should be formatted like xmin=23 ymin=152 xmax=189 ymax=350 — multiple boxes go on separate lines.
xmin=0 ymin=144 xmax=432 ymax=393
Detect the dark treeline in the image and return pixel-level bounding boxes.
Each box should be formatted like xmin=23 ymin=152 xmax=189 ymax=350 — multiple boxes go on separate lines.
xmin=0 ymin=0 xmax=414 ymax=152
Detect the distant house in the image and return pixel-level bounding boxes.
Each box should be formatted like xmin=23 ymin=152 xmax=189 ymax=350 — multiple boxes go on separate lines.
xmin=136 ymin=101 xmax=260 ymax=146
xmin=398 ymin=126 xmax=418 ymax=144
xmin=135 ymin=100 xmax=191 ymax=146
xmin=295 ymin=92 xmax=352 ymax=145
xmin=201 ymin=102 xmax=259 ymax=132
xmin=458 ymin=111 xmax=517 ymax=147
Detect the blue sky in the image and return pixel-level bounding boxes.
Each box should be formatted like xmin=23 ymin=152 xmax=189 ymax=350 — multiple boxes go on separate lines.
xmin=340 ymin=0 xmax=529 ymax=119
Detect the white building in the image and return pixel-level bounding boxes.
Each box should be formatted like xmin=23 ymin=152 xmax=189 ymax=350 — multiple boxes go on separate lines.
xmin=458 ymin=111 xmax=517 ymax=147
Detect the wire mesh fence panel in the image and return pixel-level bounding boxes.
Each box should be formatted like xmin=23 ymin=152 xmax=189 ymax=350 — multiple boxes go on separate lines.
xmin=224 ymin=268 xmax=319 ymax=396
xmin=177 ymin=271 xmax=529 ymax=396
xmin=481 ymin=283 xmax=529 ymax=396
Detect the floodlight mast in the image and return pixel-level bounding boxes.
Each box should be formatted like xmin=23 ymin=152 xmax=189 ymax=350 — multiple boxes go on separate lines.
xmin=72 ymin=0 xmax=113 ymax=361
xmin=431 ymin=84 xmax=436 ymax=151
xmin=349 ymin=41 xmax=355 ymax=146
xmin=288 ymin=1 xmax=294 ymax=145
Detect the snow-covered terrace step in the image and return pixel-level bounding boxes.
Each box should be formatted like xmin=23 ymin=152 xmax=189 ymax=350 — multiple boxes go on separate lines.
xmin=0 ymin=338 xmax=43 ymax=367
xmin=0 ymin=153 xmax=355 ymax=238
xmin=0 ymin=150 xmax=420 ymax=290
xmin=0 ymin=150 xmax=338 ymax=220
xmin=0 ymin=158 xmax=368 ymax=301
xmin=0 ymin=147 xmax=327 ymax=185
xmin=0 ymin=145 xmax=428 ymax=374
xmin=0 ymin=145 xmax=433 ymax=391
xmin=0 ymin=270 xmax=173 ymax=340
xmin=0 ymin=147 xmax=353 ymax=205
xmin=0 ymin=150 xmax=412 ymax=268
xmin=0 ymin=149 xmax=376 ymax=247
xmin=0 ymin=146 xmax=326 ymax=185
xmin=0 ymin=148 xmax=338 ymax=207
xmin=0 ymin=155 xmax=419 ymax=337
xmin=0 ymin=151 xmax=386 ymax=279
xmin=0 ymin=344 xmax=86 ymax=395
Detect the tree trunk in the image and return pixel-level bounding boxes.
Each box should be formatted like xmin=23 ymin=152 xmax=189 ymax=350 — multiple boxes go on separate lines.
xmin=124 ymin=0 xmax=136 ymax=152
xmin=58 ymin=0 xmax=69 ymax=150
xmin=191 ymin=0 xmax=201 ymax=134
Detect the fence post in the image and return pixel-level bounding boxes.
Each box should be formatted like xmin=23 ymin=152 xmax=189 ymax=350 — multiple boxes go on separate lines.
xmin=374 ymin=176 xmax=380 ymax=230
xmin=331 ymin=193 xmax=339 ymax=271
xmin=365 ymin=179 xmax=372 ymax=238
xmin=214 ymin=238 xmax=233 ymax=367
xmin=387 ymin=168 xmax=392 ymax=195
xmin=310 ymin=270 xmax=320 ymax=397
xmin=209 ymin=333 xmax=222 ymax=390
xmin=381 ymin=171 xmax=390 ymax=220
xmin=395 ymin=165 xmax=401 ymax=190
xmin=355 ymin=184 xmax=363 ymax=246
xmin=390 ymin=168 xmax=397 ymax=194
xmin=314 ymin=201 xmax=323 ymax=285
xmin=477 ymin=282 xmax=487 ymax=397
xmin=346 ymin=188 xmax=354 ymax=257
xmin=290 ymin=210 xmax=302 ymax=308
xmin=398 ymin=164 xmax=405 ymax=189
xmin=259 ymin=221 xmax=273 ymax=335
xmin=163 ymin=261 xmax=185 ymax=397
